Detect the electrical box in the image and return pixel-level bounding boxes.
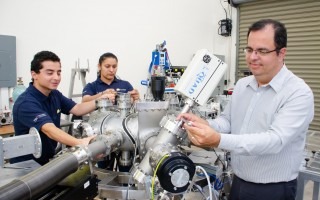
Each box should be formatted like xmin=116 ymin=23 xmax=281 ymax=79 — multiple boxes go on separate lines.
xmin=0 ymin=35 xmax=16 ymax=87
xmin=218 ymin=19 xmax=232 ymax=37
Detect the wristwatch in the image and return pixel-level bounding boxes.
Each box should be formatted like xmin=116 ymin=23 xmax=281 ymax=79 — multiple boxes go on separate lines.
xmin=95 ymin=99 xmax=99 ymax=109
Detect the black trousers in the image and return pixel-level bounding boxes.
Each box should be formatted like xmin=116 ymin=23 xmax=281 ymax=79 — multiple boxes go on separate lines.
xmin=229 ymin=175 xmax=297 ymax=200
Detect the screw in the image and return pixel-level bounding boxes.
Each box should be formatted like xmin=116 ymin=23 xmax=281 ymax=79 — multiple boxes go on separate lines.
xmin=305 ymin=158 xmax=310 ymax=167
xmin=312 ymin=150 xmax=316 ymax=158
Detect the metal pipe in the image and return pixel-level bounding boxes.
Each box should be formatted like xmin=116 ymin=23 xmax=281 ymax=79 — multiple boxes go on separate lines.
xmin=87 ymin=140 xmax=110 ymax=158
xmin=133 ymin=98 xmax=195 ymax=182
xmin=0 ymin=153 xmax=79 ymax=200
xmin=0 ymin=139 xmax=111 ymax=200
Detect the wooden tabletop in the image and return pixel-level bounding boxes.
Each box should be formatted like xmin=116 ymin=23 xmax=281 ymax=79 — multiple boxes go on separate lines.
xmin=0 ymin=124 xmax=15 ymax=136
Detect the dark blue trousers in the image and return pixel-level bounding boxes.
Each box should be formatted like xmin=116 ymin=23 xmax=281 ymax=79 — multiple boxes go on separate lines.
xmin=229 ymin=175 xmax=297 ymax=200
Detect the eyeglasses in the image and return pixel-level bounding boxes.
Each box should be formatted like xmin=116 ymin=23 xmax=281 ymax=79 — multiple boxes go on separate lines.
xmin=243 ymin=47 xmax=278 ymax=56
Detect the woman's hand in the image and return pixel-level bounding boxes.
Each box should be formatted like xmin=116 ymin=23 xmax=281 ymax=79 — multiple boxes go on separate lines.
xmin=100 ymin=89 xmax=116 ymax=103
xmin=129 ymin=89 xmax=140 ymax=101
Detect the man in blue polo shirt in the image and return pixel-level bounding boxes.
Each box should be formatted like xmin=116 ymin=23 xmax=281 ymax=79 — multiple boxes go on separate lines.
xmin=11 ymin=51 xmax=107 ymax=165
xmin=82 ymin=52 xmax=139 ymax=171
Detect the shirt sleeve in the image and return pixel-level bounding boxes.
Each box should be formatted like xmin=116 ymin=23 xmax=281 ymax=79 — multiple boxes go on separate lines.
xmin=82 ymin=82 xmax=95 ymax=96
xmin=56 ymin=91 xmax=77 ymax=114
xmin=125 ymin=81 xmax=134 ymax=92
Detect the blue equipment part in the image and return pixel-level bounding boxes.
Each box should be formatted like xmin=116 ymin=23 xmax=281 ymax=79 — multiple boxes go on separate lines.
xmin=148 ymin=41 xmax=171 ymax=74
xmin=214 ymin=178 xmax=224 ymax=190
xmin=140 ymin=80 xmax=149 ymax=86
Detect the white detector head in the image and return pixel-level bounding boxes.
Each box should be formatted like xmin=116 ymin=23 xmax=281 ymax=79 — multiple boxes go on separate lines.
xmin=174 ymin=49 xmax=227 ymax=106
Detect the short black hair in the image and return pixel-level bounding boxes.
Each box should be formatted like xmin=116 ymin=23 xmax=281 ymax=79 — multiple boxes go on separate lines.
xmin=31 ymin=51 xmax=60 ymax=73
xmin=247 ymin=19 xmax=287 ymax=53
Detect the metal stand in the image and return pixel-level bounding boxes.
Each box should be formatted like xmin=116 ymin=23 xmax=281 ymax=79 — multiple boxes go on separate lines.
xmin=297 ymin=130 xmax=320 ymax=200
xmin=297 ymin=155 xmax=320 ymax=200
xmin=67 ymin=59 xmax=89 ymax=120
xmin=68 ymin=59 xmax=89 ymax=99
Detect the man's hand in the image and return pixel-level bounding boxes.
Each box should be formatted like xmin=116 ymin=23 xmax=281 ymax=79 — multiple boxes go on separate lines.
xmin=183 ymin=121 xmax=221 ymax=148
xmin=177 ymin=113 xmax=209 ymax=126
xmin=177 ymin=113 xmax=220 ymax=148
xmin=78 ymin=135 xmax=96 ymax=146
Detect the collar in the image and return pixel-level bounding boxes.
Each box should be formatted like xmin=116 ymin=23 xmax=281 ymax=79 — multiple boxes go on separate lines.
xmin=27 ymin=82 xmax=50 ymax=102
xmin=97 ymin=76 xmax=119 ymax=85
xmin=247 ymin=64 xmax=288 ymax=93
xmin=268 ymin=65 xmax=289 ymax=93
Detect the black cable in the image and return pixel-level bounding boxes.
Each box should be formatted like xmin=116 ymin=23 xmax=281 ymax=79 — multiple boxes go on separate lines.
xmin=225 ymin=0 xmax=232 ymax=19
xmin=220 ymin=0 xmax=228 ymax=19
xmin=218 ymin=0 xmax=232 ymax=37
xmin=212 ymin=148 xmax=226 ymax=170
xmin=212 ymin=149 xmax=228 ymax=199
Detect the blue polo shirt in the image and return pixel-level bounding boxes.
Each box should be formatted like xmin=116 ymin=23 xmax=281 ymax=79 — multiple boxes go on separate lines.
xmin=11 ymin=82 xmax=76 ymax=165
xmin=82 ymin=77 xmax=133 ymax=96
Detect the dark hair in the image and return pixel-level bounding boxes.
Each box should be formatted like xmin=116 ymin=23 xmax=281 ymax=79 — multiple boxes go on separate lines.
xmin=31 ymin=51 xmax=60 ymax=73
xmin=97 ymin=52 xmax=118 ymax=77
xmin=247 ymin=19 xmax=287 ymax=53
xmin=98 ymin=52 xmax=118 ymax=65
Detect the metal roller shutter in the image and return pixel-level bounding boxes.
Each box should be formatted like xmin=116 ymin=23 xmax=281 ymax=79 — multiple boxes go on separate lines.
xmin=236 ymin=0 xmax=320 ymax=131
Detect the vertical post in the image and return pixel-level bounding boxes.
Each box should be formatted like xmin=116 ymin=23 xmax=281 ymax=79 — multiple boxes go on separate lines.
xmin=0 ymin=88 xmax=9 ymax=110
xmin=66 ymin=60 xmax=89 ymax=121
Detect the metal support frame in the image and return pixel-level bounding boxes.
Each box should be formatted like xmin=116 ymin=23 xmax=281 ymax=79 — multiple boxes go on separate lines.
xmin=67 ymin=59 xmax=89 ymax=120
xmin=297 ymin=130 xmax=320 ymax=200
xmin=68 ymin=66 xmax=88 ymax=99
xmin=0 ymin=128 xmax=41 ymax=167
xmin=297 ymin=167 xmax=320 ymax=200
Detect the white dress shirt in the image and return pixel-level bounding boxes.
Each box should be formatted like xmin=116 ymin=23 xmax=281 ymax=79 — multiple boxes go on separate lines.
xmin=208 ymin=65 xmax=314 ymax=183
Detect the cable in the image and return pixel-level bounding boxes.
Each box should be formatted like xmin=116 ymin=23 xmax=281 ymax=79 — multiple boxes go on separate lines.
xmin=151 ymin=154 xmax=170 ymax=200
xmin=219 ymin=0 xmax=228 ymax=19
xmin=227 ymin=0 xmax=232 ymax=19
xmin=196 ymin=165 xmax=213 ymax=200
xmin=212 ymin=149 xmax=226 ymax=170
xmin=122 ymin=113 xmax=139 ymax=200
xmin=218 ymin=0 xmax=232 ymax=37
xmin=193 ymin=184 xmax=208 ymax=199
xmin=219 ymin=173 xmax=226 ymax=200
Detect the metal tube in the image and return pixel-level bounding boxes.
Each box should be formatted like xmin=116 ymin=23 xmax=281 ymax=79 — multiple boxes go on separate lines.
xmin=87 ymin=140 xmax=109 ymax=158
xmin=133 ymin=98 xmax=195 ymax=182
xmin=0 ymin=153 xmax=79 ymax=200
xmin=0 ymin=135 xmax=114 ymax=200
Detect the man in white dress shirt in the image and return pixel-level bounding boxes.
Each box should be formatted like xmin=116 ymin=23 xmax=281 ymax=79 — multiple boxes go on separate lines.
xmin=178 ymin=19 xmax=314 ymax=200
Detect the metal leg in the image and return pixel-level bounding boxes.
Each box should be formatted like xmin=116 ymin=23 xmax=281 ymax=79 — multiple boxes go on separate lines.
xmin=313 ymin=182 xmax=320 ymax=200
xmin=296 ymin=175 xmax=305 ymax=200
